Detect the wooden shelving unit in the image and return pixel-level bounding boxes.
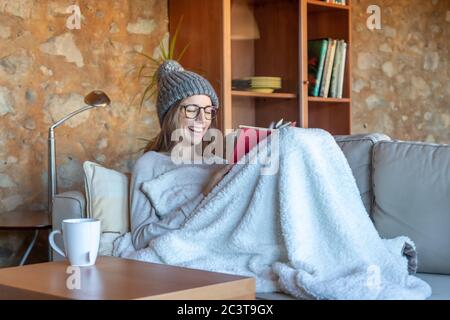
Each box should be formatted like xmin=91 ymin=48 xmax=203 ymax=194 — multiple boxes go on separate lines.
xmin=169 ymin=0 xmax=352 ymax=135
xmin=303 ymin=0 xmax=352 ymax=134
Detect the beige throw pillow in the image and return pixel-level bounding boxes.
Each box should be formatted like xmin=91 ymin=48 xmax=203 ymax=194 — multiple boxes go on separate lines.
xmin=83 ymin=161 xmax=129 ymax=234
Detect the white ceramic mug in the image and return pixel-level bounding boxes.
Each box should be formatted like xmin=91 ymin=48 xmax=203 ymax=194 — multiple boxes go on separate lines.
xmin=49 ymin=218 xmax=101 ymax=267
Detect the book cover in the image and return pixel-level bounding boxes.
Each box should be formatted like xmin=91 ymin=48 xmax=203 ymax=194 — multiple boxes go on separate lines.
xmin=337 ymin=41 xmax=348 ymax=99
xmin=232 ymin=122 xmax=296 ymax=163
xmin=308 ymin=39 xmax=328 ymax=97
xmin=322 ymin=39 xmax=337 ymax=98
xmin=319 ymin=39 xmax=333 ymax=97
xmin=319 ymin=39 xmax=332 ymax=97
xmin=329 ymin=40 xmax=343 ymax=98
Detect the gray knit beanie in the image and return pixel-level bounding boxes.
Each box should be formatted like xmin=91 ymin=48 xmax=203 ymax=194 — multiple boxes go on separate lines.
xmin=156 ymin=60 xmax=219 ymax=125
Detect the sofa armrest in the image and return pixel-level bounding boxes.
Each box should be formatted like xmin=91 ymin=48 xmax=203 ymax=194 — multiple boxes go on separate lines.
xmin=51 ymin=191 xmax=86 ymax=260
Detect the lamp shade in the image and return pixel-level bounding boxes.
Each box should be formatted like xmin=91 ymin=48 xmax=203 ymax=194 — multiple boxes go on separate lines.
xmin=231 ymin=0 xmax=260 ymax=40
xmin=84 ymin=90 xmax=111 ymax=108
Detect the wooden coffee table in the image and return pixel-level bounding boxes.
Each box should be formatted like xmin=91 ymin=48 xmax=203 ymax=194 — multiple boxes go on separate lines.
xmin=0 ymin=256 xmax=255 ymax=300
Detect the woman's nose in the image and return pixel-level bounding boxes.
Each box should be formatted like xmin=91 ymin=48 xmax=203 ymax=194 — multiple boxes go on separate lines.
xmin=196 ymin=109 xmax=206 ymax=122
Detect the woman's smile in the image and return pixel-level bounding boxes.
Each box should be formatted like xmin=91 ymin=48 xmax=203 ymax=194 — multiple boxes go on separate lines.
xmin=188 ymin=125 xmax=207 ymax=135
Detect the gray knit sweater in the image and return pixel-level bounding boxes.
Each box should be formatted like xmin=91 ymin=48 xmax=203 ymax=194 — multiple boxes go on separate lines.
xmin=130 ymin=151 xmax=224 ymax=250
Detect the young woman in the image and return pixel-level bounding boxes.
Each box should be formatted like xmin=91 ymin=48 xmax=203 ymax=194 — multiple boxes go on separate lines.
xmin=130 ymin=60 xmax=232 ymax=250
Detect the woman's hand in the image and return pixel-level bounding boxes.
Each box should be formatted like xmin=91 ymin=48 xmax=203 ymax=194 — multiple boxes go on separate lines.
xmin=202 ymin=164 xmax=234 ymax=196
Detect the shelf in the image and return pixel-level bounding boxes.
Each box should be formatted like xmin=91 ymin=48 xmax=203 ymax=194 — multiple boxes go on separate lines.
xmin=308 ymin=97 xmax=351 ymax=103
xmin=232 ymin=90 xmax=297 ymax=99
xmin=307 ymin=0 xmax=350 ymax=12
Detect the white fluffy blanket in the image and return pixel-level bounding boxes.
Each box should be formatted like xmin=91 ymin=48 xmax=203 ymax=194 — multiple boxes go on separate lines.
xmin=113 ymin=127 xmax=431 ymax=300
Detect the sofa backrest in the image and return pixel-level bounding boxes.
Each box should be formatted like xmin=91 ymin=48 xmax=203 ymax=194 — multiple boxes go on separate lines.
xmin=334 ymin=133 xmax=391 ymax=215
xmin=371 ymin=140 xmax=450 ymax=275
xmin=335 ymin=135 xmax=450 ymax=275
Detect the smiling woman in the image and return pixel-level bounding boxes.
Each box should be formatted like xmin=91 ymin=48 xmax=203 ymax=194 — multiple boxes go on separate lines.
xmin=143 ymin=60 xmax=219 ymax=154
xmin=131 ymin=60 xmax=228 ymax=250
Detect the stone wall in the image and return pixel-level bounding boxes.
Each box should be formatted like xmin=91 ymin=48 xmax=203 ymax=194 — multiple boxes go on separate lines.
xmin=0 ymin=0 xmax=167 ymax=265
xmin=352 ymin=0 xmax=449 ymax=143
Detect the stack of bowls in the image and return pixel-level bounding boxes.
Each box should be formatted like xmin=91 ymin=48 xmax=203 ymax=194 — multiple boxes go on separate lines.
xmin=246 ymin=77 xmax=282 ymax=93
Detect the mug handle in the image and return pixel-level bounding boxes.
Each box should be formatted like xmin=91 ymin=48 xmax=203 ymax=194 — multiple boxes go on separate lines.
xmin=88 ymin=251 xmax=95 ymax=264
xmin=48 ymin=230 xmax=66 ymax=257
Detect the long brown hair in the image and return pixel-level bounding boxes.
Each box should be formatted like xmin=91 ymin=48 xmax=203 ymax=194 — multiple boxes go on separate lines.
xmin=143 ymin=101 xmax=217 ymax=154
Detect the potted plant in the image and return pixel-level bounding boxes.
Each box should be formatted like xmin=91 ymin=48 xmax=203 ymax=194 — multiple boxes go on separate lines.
xmin=136 ymin=17 xmax=189 ymax=111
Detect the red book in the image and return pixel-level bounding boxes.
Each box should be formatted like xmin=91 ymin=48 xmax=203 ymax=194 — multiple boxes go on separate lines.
xmin=232 ymin=122 xmax=296 ymax=163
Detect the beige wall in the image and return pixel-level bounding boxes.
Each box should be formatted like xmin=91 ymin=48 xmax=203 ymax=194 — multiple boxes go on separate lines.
xmin=0 ymin=0 xmax=167 ymax=265
xmin=352 ymin=0 xmax=449 ymax=143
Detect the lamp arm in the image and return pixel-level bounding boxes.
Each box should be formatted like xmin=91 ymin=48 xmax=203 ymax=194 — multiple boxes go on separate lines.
xmin=50 ymin=105 xmax=97 ymax=130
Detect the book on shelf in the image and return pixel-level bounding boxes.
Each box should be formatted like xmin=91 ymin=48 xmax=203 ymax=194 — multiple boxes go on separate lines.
xmin=231 ymin=79 xmax=251 ymax=90
xmin=308 ymin=39 xmax=328 ymax=97
xmin=320 ymin=0 xmax=347 ymax=5
xmin=318 ymin=39 xmax=331 ymax=98
xmin=336 ymin=41 xmax=347 ymax=99
xmin=308 ymin=38 xmax=347 ymax=99
xmin=320 ymin=39 xmax=337 ymax=98
xmin=330 ymin=40 xmax=343 ymax=98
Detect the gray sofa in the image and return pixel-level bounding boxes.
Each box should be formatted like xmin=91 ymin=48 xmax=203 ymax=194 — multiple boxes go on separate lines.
xmin=52 ymin=133 xmax=450 ymax=300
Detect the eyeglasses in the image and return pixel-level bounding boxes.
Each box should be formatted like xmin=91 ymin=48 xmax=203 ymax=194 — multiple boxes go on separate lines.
xmin=181 ymin=104 xmax=218 ymax=120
